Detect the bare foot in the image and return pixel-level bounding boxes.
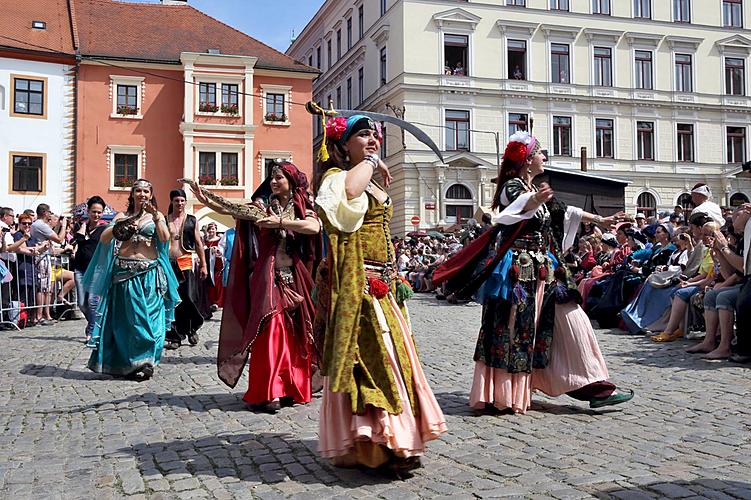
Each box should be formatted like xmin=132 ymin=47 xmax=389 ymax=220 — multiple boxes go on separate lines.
xmin=687 ymin=341 xmax=715 ymax=353
xmin=703 ymin=347 xmax=731 ymax=360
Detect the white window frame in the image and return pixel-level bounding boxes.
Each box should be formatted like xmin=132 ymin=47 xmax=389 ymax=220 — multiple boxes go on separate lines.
xmin=110 ymin=75 xmax=144 ymax=119
xmin=542 ymin=26 xmax=580 ymax=85
xmin=497 ymin=21 xmax=536 ymax=81
xmin=673 ymin=52 xmax=695 ymax=93
xmin=725 ymin=123 xmax=748 ymax=164
xmin=442 ymin=32 xmax=472 ymax=78
xmin=194 ymin=75 xmax=244 ymax=117
xmin=108 ymin=145 xmax=144 ymax=191
xmin=633 ymin=48 xmax=655 ymax=90
xmin=506 ymin=110 xmax=530 ymax=139
xmin=724 ymin=56 xmax=747 ymax=96
xmin=591 ymin=0 xmax=612 ymax=15
xmin=434 ymin=13 xmax=479 ymax=78
xmin=632 ymin=0 xmax=652 ymax=19
xmin=593 ymin=46 xmax=614 ymax=87
xmin=593 ymin=116 xmax=616 ymax=159
xmin=551 ymin=115 xmax=574 ymax=157
xmin=260 ymin=84 xmax=292 ymax=126
xmin=672 ymin=0 xmax=693 ymax=23
xmin=634 ymin=120 xmax=657 ymax=161
xmin=675 ymin=121 xmax=696 ymax=163
xmin=442 ymin=108 xmax=472 ymax=152
xmin=194 ymin=144 xmax=245 ymax=188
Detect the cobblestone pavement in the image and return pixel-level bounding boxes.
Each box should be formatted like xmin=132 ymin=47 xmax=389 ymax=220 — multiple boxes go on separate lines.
xmin=1 ymin=295 xmax=750 ymax=499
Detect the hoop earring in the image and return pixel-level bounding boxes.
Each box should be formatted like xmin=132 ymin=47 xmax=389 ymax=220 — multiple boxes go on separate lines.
xmin=527 ymin=168 xmax=533 ymax=174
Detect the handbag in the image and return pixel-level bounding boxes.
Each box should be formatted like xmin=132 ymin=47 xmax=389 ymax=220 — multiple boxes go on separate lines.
xmin=646 ymin=270 xmax=681 ymax=289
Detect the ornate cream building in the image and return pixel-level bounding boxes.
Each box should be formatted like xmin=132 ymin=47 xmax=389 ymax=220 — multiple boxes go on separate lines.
xmin=288 ymin=0 xmax=751 ymax=233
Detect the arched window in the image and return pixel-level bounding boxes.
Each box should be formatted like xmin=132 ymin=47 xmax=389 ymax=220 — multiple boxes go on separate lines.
xmin=446 ymin=183 xmax=472 ymax=200
xmin=730 ymin=192 xmax=749 ymax=207
xmin=636 ymin=191 xmax=656 ymax=217
xmin=445 ymin=183 xmax=473 ymax=224
xmin=677 ymin=193 xmax=692 ymax=210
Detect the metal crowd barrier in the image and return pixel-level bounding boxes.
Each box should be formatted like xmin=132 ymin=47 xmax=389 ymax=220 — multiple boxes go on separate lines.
xmin=0 ymin=252 xmax=79 ymax=330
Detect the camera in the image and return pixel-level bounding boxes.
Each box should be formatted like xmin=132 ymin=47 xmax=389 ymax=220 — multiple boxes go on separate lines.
xmin=742 ymin=160 xmax=751 ymax=172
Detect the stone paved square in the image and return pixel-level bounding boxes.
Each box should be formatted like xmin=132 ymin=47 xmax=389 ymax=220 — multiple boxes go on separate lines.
xmin=1 ymin=295 xmax=749 ymax=499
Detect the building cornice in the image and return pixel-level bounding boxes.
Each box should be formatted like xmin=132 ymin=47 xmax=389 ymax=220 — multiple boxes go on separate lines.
xmin=432 ymin=8 xmax=482 ymax=31
xmin=540 ymin=24 xmax=581 ymax=41
xmin=715 ymin=35 xmax=751 ymax=56
xmin=664 ymin=35 xmax=703 ymax=50
xmin=624 ymin=32 xmax=664 ymax=48
xmin=496 ymin=20 xmax=539 ymax=36
xmin=583 ymin=28 xmax=625 ymax=43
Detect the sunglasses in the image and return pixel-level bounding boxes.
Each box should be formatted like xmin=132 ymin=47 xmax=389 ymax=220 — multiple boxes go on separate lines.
xmin=19 ymin=222 xmax=31 ymax=226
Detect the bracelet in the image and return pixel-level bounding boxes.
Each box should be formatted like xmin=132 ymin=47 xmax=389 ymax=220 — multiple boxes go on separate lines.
xmin=593 ymin=215 xmax=604 ymax=225
xmin=363 ymin=154 xmax=380 ymax=171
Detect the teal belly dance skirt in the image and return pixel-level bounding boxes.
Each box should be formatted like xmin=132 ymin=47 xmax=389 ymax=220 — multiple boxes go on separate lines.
xmin=87 ymin=257 xmax=170 ymax=376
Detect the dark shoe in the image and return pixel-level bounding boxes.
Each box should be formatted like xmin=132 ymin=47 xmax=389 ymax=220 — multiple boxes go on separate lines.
xmin=590 ymin=389 xmax=634 ymax=409
xmin=280 ymin=396 xmax=295 ymax=408
xmin=164 ymin=341 xmax=180 ymax=350
xmin=729 ymin=353 xmax=751 ymax=364
xmin=187 ymin=332 xmax=199 ymax=346
xmin=247 ymin=401 xmax=279 ymax=414
xmin=129 ymin=366 xmax=154 ymax=382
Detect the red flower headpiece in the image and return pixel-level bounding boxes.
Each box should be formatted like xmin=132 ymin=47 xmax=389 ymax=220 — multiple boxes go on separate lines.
xmin=325 ymin=117 xmax=348 ymax=141
xmin=504 ymin=141 xmax=528 ymax=164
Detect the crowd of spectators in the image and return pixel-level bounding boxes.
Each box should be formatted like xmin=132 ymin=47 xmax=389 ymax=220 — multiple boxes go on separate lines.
xmin=566 ymin=184 xmax=750 ymax=364
xmin=0 ymin=203 xmax=88 ymax=328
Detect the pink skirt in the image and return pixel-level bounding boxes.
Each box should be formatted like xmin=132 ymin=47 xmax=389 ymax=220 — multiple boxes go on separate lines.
xmin=470 ymin=301 xmax=610 ymax=414
xmin=319 ymin=295 xmax=447 ymax=461
xmin=532 ymin=302 xmax=609 ymax=397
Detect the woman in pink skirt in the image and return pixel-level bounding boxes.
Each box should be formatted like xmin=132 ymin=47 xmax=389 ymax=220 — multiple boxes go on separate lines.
xmin=436 ymin=132 xmax=634 ymax=414
xmin=313 ymin=115 xmax=447 ymax=476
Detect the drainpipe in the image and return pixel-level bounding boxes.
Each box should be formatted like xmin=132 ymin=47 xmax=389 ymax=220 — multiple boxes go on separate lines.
xmin=71 ymin=54 xmax=80 ymax=211
xmin=580 ymin=146 xmax=587 ymax=172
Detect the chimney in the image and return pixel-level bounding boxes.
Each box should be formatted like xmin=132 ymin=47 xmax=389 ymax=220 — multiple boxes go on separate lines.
xmin=161 ymin=0 xmax=188 ymax=5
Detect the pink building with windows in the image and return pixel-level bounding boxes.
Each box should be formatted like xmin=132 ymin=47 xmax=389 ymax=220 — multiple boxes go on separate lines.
xmin=74 ymin=0 xmax=317 ymax=226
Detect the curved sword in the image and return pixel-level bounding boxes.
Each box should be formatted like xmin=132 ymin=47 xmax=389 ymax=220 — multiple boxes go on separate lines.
xmin=306 ymin=102 xmax=444 ymax=163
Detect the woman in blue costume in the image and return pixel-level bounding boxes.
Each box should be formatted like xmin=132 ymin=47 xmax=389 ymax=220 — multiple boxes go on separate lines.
xmin=84 ymin=179 xmax=180 ymax=380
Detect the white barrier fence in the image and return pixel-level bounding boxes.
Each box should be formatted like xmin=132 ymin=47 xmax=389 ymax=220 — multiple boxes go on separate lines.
xmin=0 ymin=253 xmax=79 ymax=330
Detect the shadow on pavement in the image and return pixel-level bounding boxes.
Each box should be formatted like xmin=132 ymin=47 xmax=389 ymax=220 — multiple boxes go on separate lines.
xmin=160 ymin=355 xmax=216 ymax=365
xmin=594 ymin=478 xmax=751 ymax=499
xmin=434 ymin=391 xmax=621 ymax=417
xmin=34 ymin=391 xmax=248 ymax=414
xmin=10 ymin=335 xmax=83 ymax=343
xmin=20 ymin=363 xmax=111 ymax=381
xmin=119 ymin=432 xmax=397 ymax=488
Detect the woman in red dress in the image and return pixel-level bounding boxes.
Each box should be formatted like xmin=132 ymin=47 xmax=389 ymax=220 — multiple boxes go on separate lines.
xmin=190 ymin=161 xmax=321 ymax=413
xmin=202 ymin=222 xmax=225 ymax=309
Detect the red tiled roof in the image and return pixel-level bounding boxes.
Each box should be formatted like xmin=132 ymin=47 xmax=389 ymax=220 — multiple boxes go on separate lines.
xmin=74 ymin=0 xmax=317 ymax=73
xmin=0 ymin=0 xmax=76 ymax=56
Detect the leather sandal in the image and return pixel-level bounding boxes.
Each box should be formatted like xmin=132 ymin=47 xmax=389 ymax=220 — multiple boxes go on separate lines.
xmin=651 ymin=330 xmax=684 ymax=342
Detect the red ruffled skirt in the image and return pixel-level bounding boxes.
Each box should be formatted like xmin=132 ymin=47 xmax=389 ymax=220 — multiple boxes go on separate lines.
xmin=243 ymin=311 xmax=312 ymax=405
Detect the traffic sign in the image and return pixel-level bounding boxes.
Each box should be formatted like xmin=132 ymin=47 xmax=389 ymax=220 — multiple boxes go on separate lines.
xmin=410 ymin=216 xmax=421 ymax=226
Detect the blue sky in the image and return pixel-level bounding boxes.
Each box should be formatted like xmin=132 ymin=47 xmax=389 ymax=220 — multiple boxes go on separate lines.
xmin=133 ymin=0 xmax=325 ymax=53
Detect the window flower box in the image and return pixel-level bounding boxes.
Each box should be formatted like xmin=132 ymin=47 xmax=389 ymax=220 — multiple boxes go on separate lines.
xmin=114 ymin=178 xmax=137 ymax=188
xmin=199 ymin=175 xmax=217 ymax=185
xmin=219 ymin=176 xmax=239 ymax=186
xmin=199 ymin=103 xmax=219 ymax=113
xmin=264 ymin=112 xmax=287 ymax=122
xmin=221 ymin=104 xmax=239 ymax=115
xmin=116 ymin=105 xmax=138 ymax=115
